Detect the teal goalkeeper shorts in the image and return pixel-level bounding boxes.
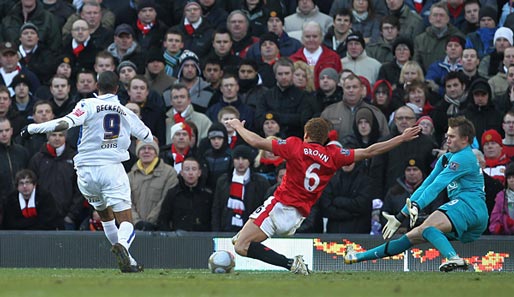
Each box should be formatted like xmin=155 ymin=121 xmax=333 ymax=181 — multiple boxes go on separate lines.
xmin=439 ymin=198 xmax=488 ymax=243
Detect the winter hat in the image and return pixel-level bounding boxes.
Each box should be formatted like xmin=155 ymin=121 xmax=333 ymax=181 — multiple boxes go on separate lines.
xmin=404 ymin=156 xmax=426 ymax=173
xmin=264 ymin=111 xmax=281 ymax=126
xmin=184 ymin=0 xmax=201 ymax=11
xmin=267 ymin=10 xmax=285 ymax=24
xmin=471 ymin=79 xmax=490 ymax=94
xmin=346 ymin=32 xmax=366 ymax=49
xmin=415 ymin=115 xmax=434 ymax=127
xmin=355 ymin=107 xmax=373 ymax=124
xmin=319 ymin=67 xmax=339 ymax=82
xmin=10 ymin=73 xmax=31 ymax=88
xmin=136 ymin=138 xmax=160 ymax=155
xmin=481 ymin=129 xmax=503 ymax=147
xmin=117 ymin=60 xmax=138 ymax=73
xmin=233 ymin=145 xmax=253 ymax=161
xmin=137 ymin=0 xmax=157 ymax=12
xmin=259 ymin=32 xmax=279 ymax=47
xmin=446 ymin=35 xmax=466 ymax=49
xmin=178 ymin=50 xmax=202 ymax=79
xmin=208 ymin=122 xmax=227 ymax=139
xmin=146 ymin=48 xmax=165 ymax=64
xmin=392 ymin=37 xmax=414 ymax=55
xmin=20 ymin=22 xmax=38 ymax=35
xmin=114 ymin=23 xmax=135 ymax=37
xmin=170 ymin=122 xmax=193 ymax=139
xmin=479 ymin=5 xmax=498 ymax=24
xmin=494 ymin=27 xmax=513 ymax=46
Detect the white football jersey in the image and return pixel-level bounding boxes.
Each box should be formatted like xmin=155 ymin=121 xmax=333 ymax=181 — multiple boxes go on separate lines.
xmin=29 ymin=94 xmax=153 ymax=166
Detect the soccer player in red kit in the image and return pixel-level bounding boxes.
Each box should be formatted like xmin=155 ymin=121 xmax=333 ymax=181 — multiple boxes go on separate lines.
xmin=226 ymin=117 xmax=421 ymax=275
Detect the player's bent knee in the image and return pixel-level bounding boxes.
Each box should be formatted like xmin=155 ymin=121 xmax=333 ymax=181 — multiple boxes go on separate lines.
xmin=234 ymin=241 xmax=249 ymax=257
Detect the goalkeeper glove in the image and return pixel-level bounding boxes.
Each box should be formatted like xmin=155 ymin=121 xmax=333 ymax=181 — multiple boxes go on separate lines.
xmin=381 ymin=211 xmax=407 ymax=239
xmin=406 ymin=198 xmax=419 ymax=228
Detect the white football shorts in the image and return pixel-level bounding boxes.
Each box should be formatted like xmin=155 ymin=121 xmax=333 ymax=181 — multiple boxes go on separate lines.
xmin=250 ymin=196 xmax=305 ymax=238
xmin=76 ymin=163 xmax=131 ymax=212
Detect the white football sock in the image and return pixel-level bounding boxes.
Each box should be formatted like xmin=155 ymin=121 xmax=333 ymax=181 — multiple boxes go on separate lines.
xmin=101 ymin=219 xmax=118 ymax=245
xmin=118 ymin=221 xmax=137 ymax=265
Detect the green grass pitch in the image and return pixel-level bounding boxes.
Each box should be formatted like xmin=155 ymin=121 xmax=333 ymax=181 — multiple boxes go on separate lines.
xmin=1 ymin=268 xmax=514 ymax=297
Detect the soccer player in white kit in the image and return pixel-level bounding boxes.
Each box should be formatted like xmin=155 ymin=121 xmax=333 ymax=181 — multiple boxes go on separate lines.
xmin=21 ymin=71 xmax=153 ymax=273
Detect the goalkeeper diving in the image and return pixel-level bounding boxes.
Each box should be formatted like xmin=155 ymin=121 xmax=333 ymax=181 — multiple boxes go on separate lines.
xmin=344 ymin=116 xmax=488 ymax=272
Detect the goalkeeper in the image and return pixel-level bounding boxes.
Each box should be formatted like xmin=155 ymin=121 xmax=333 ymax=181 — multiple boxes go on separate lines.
xmin=345 ymin=116 xmax=488 ymax=272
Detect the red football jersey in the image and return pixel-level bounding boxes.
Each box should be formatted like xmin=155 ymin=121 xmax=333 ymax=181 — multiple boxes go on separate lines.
xmin=272 ymin=137 xmax=355 ymax=216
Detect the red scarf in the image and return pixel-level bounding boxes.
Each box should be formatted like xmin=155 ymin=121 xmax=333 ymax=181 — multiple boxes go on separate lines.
xmin=73 ymin=43 xmax=85 ymax=57
xmin=137 ymin=19 xmax=154 ymax=35
xmin=260 ymin=156 xmax=284 ymax=167
xmin=46 ymin=143 xmax=57 ymax=157
xmin=185 ymin=24 xmax=195 ymax=35
xmin=173 ymin=112 xmax=185 ymax=124
xmin=227 ymin=174 xmax=245 ymax=227
xmin=171 ymin=144 xmax=189 ymax=165
xmin=21 ymin=200 xmax=37 ymax=218
xmin=448 ymin=3 xmax=463 ymax=20
xmin=229 ymin=135 xmax=237 ymax=149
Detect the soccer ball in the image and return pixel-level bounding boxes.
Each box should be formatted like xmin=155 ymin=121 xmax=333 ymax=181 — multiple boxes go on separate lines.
xmin=208 ymin=250 xmax=235 ymax=273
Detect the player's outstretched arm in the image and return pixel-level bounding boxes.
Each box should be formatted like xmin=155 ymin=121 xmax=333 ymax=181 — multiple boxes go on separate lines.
xmin=225 ymin=119 xmax=272 ymax=151
xmin=26 ymin=117 xmax=73 ymax=135
xmin=353 ymin=126 xmax=421 ymax=161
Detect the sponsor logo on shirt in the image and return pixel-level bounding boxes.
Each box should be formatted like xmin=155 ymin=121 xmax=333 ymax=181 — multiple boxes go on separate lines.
xmin=278 ymin=140 xmax=286 ymax=145
xmin=340 ymin=148 xmax=350 ymax=156
xmin=72 ymin=108 xmax=85 ymax=117
xmin=449 ymin=162 xmax=459 ymax=171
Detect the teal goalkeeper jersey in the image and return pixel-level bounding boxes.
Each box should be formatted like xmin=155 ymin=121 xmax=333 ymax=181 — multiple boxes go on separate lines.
xmin=402 ymin=145 xmax=485 ymax=213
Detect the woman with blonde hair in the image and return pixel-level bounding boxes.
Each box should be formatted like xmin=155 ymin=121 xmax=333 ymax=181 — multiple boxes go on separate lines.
xmin=293 ymin=61 xmax=315 ymax=93
xmin=393 ymin=61 xmax=425 ymax=106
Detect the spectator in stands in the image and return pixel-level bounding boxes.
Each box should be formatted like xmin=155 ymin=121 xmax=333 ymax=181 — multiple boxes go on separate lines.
xmin=290 ymin=22 xmax=343 ymax=90
xmin=63 ymin=0 xmax=115 ymax=35
xmin=316 ymin=67 xmax=343 ymax=110
xmin=381 ymin=156 xmax=445 ymax=233
xmin=128 ymin=138 xmax=178 ymax=231
xmin=377 ymin=37 xmax=413 ymax=90
xmin=461 ymin=0 xmax=480 ymax=34
xmin=216 ymin=106 xmax=249 ymax=149
xmin=200 ymin=123 xmax=233 ymax=192
xmin=392 ymin=60 xmax=425 ymax=107
xmin=371 ymin=79 xmax=397 ymax=123
xmin=202 ymin=59 xmax=224 ymax=96
xmin=164 ymin=83 xmax=212 ymax=146
xmin=502 ymin=111 xmax=514 ymax=159
xmin=414 ymin=2 xmax=465 ymax=72
xmin=342 ymin=106 xmax=382 ymax=151
xmin=323 ymin=8 xmax=354 ymax=58
xmin=176 ymin=50 xmax=213 ymax=113
xmin=11 ymin=74 xmax=38 ymax=124
xmin=28 ymin=130 xmax=85 ymax=230
xmin=93 ymin=51 xmax=116 ymax=75
xmin=255 ymin=32 xmax=281 ymax=88
xmin=284 ymin=0 xmax=332 ymax=39
xmin=205 ymin=28 xmax=242 ymax=73
xmin=465 ymin=5 xmax=497 ymax=59
xmin=369 ymin=105 xmax=437 ymax=199
xmin=199 ymin=0 xmax=228 ymax=30
xmin=489 ymin=162 xmax=514 ymax=235
xmin=425 ymin=35 xmax=465 ymax=95
xmin=322 ymin=73 xmax=389 ymax=143
xmin=320 ymin=160 xmax=372 ymax=233
xmin=0 ymin=116 xmax=30 ymax=199
xmin=0 ymin=86 xmax=26 ymax=137
xmin=41 ymin=0 xmax=75 ymax=29
xmin=464 ymin=78 xmax=503 ymax=145
xmin=17 ymin=22 xmax=56 ymax=85
xmin=292 ymin=61 xmax=315 ymax=94
xmin=350 ymin=0 xmax=380 ymax=43
xmin=158 ymin=157 xmax=213 ymax=231
xmin=63 ymin=19 xmax=99 ymax=76
xmin=330 ymin=0 xmax=388 ymax=20
xmin=127 ymin=75 xmax=166 ymax=144
xmin=161 ymin=122 xmax=196 ymax=172
xmin=227 ymin=10 xmax=259 ymax=58
xmin=478 ymin=27 xmax=513 ymax=79
xmin=117 ymin=60 xmax=138 ymax=103
xmin=461 ymin=48 xmax=483 ymax=88
xmin=255 ymin=57 xmax=315 ymax=138
xmin=488 ymin=46 xmax=514 ymax=101
xmin=2 ymin=169 xmax=61 ymax=230
xmin=253 ymin=136 xmax=285 ymax=185
xmin=482 ymin=129 xmax=510 ymax=183
xmin=163 ymin=29 xmax=185 ymax=78
xmin=0 ymin=42 xmax=40 ymax=97
xmin=404 ymin=81 xmax=434 ymax=119
xmin=17 ymin=101 xmax=54 ymax=157
xmin=367 ymin=15 xmax=401 ymax=63
xmin=172 ymin=1 xmax=214 ymax=58
xmin=246 ymin=10 xmax=302 ymax=60
xmin=238 ymin=59 xmax=268 ymax=111
xmin=132 ymin=0 xmax=168 ymax=52
xmin=206 ymin=73 xmax=255 ymax=131
xmin=385 ymin=0 xmax=424 ymax=41
xmin=0 ymin=0 xmax=62 ymax=53
xmin=144 ymin=48 xmax=176 ymax=95
xmin=107 ymin=24 xmax=146 ymax=74
xmin=240 ymin=0 xmax=269 ymax=37
xmin=48 ymin=75 xmax=75 ymax=119
xmin=211 ymin=145 xmax=270 ymax=232
xmin=79 ymin=1 xmax=113 ymax=50
xmin=341 ymin=32 xmax=382 ymax=85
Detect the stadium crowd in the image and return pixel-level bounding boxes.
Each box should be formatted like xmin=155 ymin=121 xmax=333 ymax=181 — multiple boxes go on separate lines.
xmin=1 ymin=0 xmax=514 ymax=237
